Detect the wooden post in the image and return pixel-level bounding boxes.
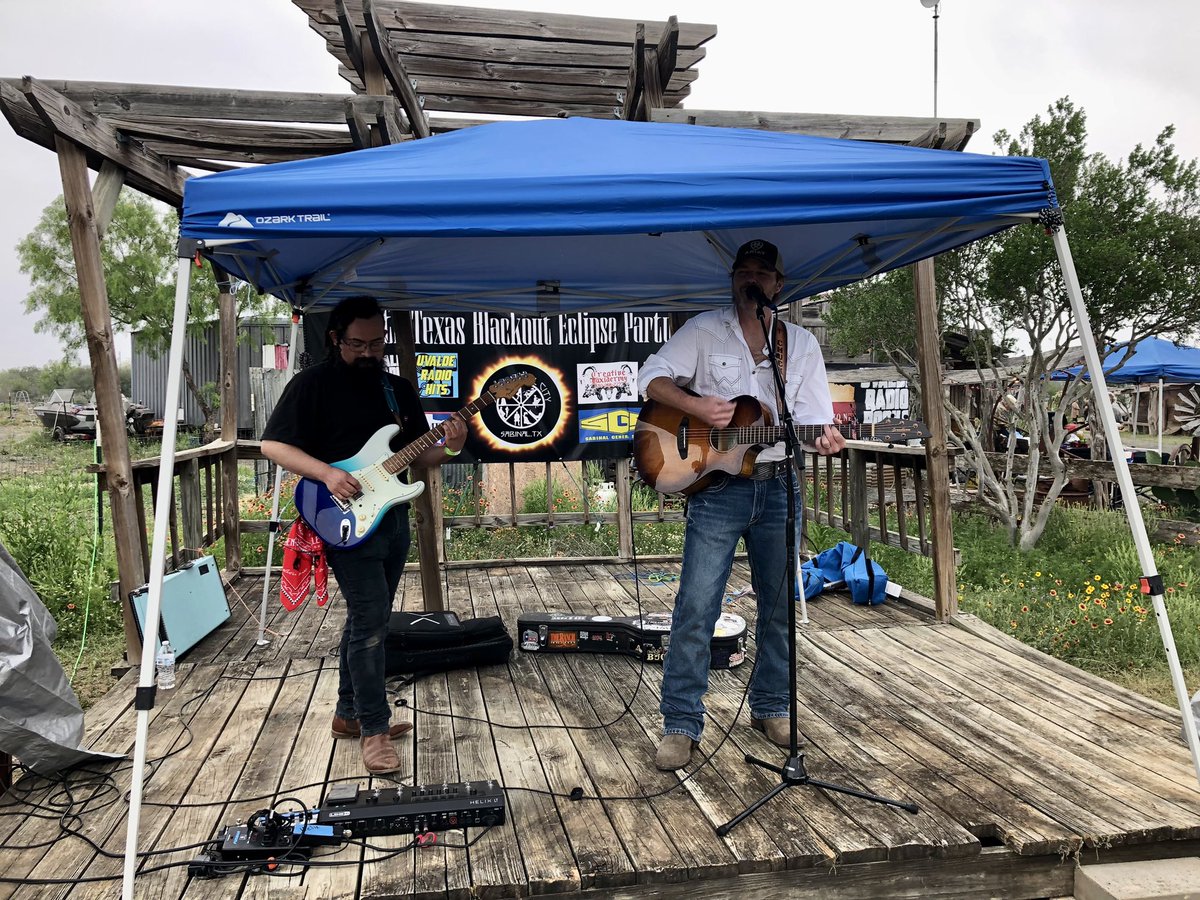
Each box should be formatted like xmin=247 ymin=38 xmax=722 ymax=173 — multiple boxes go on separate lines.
xmin=912 ymin=258 xmax=957 ymax=620
xmin=217 ymin=278 xmax=241 ymax=575
xmin=179 ymin=459 xmax=203 ymax=562
xmin=615 ymin=457 xmax=634 ymax=560
xmin=847 ymin=447 xmax=870 ymax=551
xmin=394 ymin=312 xmax=445 ymax=611
xmin=55 ymin=138 xmax=146 ymax=663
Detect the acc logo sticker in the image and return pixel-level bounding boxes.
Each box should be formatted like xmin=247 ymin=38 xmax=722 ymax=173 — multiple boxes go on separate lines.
xmin=578 ymin=407 xmax=639 ymax=443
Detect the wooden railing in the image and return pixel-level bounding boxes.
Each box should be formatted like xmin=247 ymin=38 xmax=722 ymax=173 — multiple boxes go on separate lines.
xmin=90 ymin=440 xmax=237 ymax=579
xmin=99 ymin=440 xmax=942 ymax=578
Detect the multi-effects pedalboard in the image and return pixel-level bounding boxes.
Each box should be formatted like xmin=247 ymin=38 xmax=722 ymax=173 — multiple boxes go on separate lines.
xmin=318 ymin=780 xmax=505 ymax=836
xmin=191 ymin=780 xmax=505 ymax=874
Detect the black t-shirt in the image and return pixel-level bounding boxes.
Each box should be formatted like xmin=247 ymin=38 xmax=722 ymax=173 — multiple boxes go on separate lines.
xmin=262 ymin=359 xmax=429 ymax=466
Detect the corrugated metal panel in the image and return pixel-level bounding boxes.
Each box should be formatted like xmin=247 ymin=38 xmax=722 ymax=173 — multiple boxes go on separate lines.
xmin=131 ymin=319 xmax=294 ymax=430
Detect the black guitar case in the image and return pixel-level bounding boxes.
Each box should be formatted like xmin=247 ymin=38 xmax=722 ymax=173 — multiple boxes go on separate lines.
xmin=384 ymin=610 xmax=513 ymax=679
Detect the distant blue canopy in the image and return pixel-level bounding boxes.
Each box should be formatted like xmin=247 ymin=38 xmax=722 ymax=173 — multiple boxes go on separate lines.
xmin=180 ymin=117 xmax=1057 ymax=313
xmin=1053 ymin=336 xmax=1200 ymax=384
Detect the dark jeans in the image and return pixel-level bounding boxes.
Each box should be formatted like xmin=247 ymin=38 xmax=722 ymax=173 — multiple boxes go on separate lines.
xmin=661 ymin=474 xmax=801 ymax=741
xmin=324 ymin=506 xmax=410 ymax=737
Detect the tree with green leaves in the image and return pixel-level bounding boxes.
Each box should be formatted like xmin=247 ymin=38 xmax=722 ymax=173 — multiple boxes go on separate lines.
xmin=17 ymin=192 xmax=268 ymax=437
xmin=824 ymin=97 xmax=1200 ymax=550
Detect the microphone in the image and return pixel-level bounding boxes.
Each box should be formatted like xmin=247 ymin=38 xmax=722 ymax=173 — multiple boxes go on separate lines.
xmin=746 ymin=284 xmax=776 ymax=311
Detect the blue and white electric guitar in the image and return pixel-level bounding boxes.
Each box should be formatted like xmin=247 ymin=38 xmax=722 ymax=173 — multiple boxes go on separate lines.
xmin=294 ymin=372 xmax=534 ymax=548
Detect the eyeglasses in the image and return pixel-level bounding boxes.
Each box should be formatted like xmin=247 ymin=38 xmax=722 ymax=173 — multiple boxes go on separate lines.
xmin=340 ymin=338 xmax=386 ymax=352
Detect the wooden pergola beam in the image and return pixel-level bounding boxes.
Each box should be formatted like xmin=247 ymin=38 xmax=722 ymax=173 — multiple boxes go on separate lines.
xmin=362 ymin=0 xmax=430 ymax=138
xmin=21 ymin=77 xmax=186 ymax=205
xmin=295 ymin=0 xmax=717 ymax=49
xmin=651 ymin=108 xmax=980 ymax=150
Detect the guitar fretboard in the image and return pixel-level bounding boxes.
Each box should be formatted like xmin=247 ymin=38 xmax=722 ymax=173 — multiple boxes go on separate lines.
xmin=382 ymin=391 xmax=496 ymax=474
xmin=687 ymin=423 xmax=857 ymax=444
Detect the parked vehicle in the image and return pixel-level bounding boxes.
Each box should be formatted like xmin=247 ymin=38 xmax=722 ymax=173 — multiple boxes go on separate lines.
xmin=32 ymin=389 xmax=156 ymax=440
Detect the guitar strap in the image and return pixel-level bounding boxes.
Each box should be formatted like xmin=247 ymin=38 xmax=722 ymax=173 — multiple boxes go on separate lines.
xmin=380 ymin=373 xmax=406 ymax=428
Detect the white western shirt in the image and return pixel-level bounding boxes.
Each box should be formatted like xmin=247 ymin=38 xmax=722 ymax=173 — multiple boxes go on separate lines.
xmin=637 ymin=306 xmax=834 ymax=463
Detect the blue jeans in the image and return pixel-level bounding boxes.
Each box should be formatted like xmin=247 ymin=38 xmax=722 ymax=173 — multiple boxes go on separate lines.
xmin=660 ymin=473 xmax=800 ymax=741
xmin=324 ymin=505 xmax=410 ymax=737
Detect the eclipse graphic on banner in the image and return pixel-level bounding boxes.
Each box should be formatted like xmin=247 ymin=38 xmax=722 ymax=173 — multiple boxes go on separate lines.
xmin=409 ymin=310 xmax=672 ymax=462
xmin=471 ymin=357 xmax=570 ymax=453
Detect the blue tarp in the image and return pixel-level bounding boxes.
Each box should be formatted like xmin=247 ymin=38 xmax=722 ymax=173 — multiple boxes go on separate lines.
xmin=1054 ymin=336 xmax=1200 ymax=384
xmin=180 ymin=116 xmax=1057 ymax=312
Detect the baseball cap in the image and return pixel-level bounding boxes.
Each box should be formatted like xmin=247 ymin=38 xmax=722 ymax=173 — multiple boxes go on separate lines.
xmin=731 ymin=239 xmax=784 ymax=275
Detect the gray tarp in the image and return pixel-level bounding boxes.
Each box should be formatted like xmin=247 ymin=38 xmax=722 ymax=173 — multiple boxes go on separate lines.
xmin=0 ymin=540 xmax=122 ymax=773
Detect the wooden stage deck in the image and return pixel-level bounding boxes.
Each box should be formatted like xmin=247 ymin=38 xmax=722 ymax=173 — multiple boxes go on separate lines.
xmin=3 ymin=561 xmax=1200 ymax=899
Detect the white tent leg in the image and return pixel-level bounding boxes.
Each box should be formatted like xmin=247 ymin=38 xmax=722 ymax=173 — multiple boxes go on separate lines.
xmin=122 ymin=256 xmax=194 ymax=899
xmin=1052 ymin=227 xmax=1200 ymax=787
xmin=255 ymin=315 xmax=302 ymax=647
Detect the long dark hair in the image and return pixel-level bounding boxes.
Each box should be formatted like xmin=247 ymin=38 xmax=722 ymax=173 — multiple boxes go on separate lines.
xmin=325 ymin=295 xmax=383 ymax=353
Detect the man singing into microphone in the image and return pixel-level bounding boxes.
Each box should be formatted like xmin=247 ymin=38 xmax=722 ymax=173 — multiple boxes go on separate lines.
xmin=637 ymin=239 xmax=845 ymax=770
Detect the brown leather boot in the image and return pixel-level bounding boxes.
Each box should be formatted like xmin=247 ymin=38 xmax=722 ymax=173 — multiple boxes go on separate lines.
xmin=654 ymin=733 xmax=698 ymax=771
xmin=361 ymin=732 xmax=402 ymax=774
xmin=751 ymin=716 xmax=803 ymax=749
xmin=332 ymin=715 xmax=413 ymax=740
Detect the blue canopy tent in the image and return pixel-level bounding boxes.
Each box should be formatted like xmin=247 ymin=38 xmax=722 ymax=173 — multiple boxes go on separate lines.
xmin=119 ymin=116 xmax=1200 ymax=892
xmin=1054 ymin=335 xmax=1200 ymax=455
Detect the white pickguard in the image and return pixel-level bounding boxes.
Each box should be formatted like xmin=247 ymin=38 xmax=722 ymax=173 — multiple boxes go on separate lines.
xmin=334 ymin=425 xmax=427 ymax=540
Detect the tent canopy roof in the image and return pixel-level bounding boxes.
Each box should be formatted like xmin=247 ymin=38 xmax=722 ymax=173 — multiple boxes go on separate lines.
xmin=181 ymin=116 xmax=1057 ymax=314
xmin=1055 ymin=336 xmax=1200 ymax=384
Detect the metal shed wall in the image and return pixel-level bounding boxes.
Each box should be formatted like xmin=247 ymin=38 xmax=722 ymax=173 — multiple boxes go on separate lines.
xmin=131 ymin=319 xmax=293 ymax=431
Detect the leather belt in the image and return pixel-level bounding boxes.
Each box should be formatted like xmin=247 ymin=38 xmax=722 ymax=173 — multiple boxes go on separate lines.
xmin=746 ymin=460 xmax=786 ymax=480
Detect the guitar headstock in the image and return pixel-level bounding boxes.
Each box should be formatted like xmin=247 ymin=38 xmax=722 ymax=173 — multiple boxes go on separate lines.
xmin=489 ymin=371 xmax=536 ymax=399
xmin=856 ymin=418 xmax=931 ymax=444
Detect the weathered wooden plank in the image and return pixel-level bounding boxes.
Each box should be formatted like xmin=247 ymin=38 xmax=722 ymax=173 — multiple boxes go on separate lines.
xmin=189 ymin=662 xmax=320 ymax=900
xmin=110 ymin=115 xmax=356 ymax=153
xmin=409 ymin=672 xmax=466 ymax=899
xmin=794 ymin=652 xmax=1073 ymax=856
xmin=405 ymin=72 xmax=688 ymax=107
xmin=519 ymin=567 xmax=689 ymax=885
xmin=311 ymin=23 xmax=707 ymax=70
xmin=442 ymin=667 xmax=529 ymax=898
xmin=531 ymin=598 xmax=744 ymax=885
xmin=895 ymin=625 xmax=1200 ymax=797
xmin=824 ymin=629 xmax=1162 ymax=845
xmin=472 ymin=569 xmax=584 ymax=893
xmin=951 ymin=614 xmax=1183 ymax=728
xmin=364 ymin=0 xmax=431 ymax=138
xmin=295 ymin=0 xmax=717 ymax=48
xmin=11 ymin=663 xmax=244 ymax=900
xmin=55 ymin=135 xmax=148 ymax=663
xmin=400 ymin=54 xmax=698 ymax=91
xmin=124 ymin=662 xmax=289 ymax=900
xmin=651 ymin=108 xmax=979 ymax=149
xmin=22 ymin=79 xmax=355 ymax=124
xmin=24 ymin=78 xmax=186 ymax=203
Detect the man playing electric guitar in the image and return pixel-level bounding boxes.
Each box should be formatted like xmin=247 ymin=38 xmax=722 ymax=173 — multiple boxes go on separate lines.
xmin=261 ymin=296 xmax=467 ymax=776
xmin=637 ymin=239 xmax=845 ymax=771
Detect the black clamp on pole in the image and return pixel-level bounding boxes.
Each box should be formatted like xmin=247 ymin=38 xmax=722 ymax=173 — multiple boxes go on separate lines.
xmin=135 ymin=685 xmax=157 ymax=711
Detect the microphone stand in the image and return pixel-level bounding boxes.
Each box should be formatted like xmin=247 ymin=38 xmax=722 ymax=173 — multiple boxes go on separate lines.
xmin=715 ymin=295 xmax=919 ymax=837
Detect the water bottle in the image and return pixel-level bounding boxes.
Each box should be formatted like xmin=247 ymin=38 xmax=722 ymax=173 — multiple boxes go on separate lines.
xmin=156 ymin=640 xmax=176 ymax=690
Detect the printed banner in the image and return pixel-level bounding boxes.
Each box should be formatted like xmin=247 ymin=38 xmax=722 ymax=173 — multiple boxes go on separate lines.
xmin=392 ymin=310 xmax=673 ymax=462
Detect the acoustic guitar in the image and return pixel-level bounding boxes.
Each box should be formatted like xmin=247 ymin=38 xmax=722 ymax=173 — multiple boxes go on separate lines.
xmin=633 ymin=393 xmax=929 ymax=495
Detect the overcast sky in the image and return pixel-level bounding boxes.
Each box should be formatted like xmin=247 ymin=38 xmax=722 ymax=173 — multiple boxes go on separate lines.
xmin=1 ymin=0 xmax=1198 ymax=372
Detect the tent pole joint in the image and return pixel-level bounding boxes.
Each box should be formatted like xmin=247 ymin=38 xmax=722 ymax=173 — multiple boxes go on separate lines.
xmin=1038 ymin=206 xmax=1064 ymax=234
xmin=134 ymin=686 xmax=157 ymax=711
xmin=1140 ymin=573 xmax=1165 ymax=596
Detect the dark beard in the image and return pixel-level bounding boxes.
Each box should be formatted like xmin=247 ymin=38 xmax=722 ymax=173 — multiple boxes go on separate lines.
xmin=351 ymin=356 xmax=384 ymax=372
